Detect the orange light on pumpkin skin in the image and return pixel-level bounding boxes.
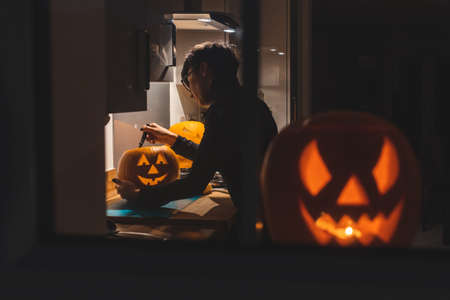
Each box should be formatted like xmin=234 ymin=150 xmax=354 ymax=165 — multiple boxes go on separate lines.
xmin=148 ymin=165 xmax=159 ymax=174
xmin=345 ymin=226 xmax=353 ymax=236
xmin=169 ymin=121 xmax=205 ymax=169
xmin=156 ymin=153 xmax=168 ymax=165
xmin=336 ymin=175 xmax=369 ymax=206
xmin=117 ymin=146 xmax=179 ymax=189
xmin=299 ymin=201 xmax=333 ymax=245
xmin=315 ymin=214 xmax=361 ymax=241
xmin=137 ymin=153 xmax=170 ymax=186
xmin=372 ymin=137 xmax=399 ymax=195
xmin=137 ymin=154 xmax=150 ymax=166
xmin=138 ymin=173 xmax=168 ymax=186
xmin=299 ymin=140 xmax=332 ymax=196
xmin=262 ymin=112 xmax=421 ymax=248
xmin=300 ymin=198 xmax=404 ymax=246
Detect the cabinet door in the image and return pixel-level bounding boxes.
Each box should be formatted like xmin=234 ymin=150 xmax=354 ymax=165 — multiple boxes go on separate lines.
xmin=106 ymin=0 xmax=148 ymax=113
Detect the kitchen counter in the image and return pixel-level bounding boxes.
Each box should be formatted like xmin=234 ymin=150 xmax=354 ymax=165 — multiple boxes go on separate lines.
xmin=106 ymin=188 xmax=237 ymax=242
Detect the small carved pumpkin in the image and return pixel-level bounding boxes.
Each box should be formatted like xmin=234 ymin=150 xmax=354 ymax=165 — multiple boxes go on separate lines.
xmin=169 ymin=121 xmax=205 ymax=169
xmin=261 ymin=111 xmax=421 ymax=247
xmin=117 ymin=145 xmax=179 ymax=190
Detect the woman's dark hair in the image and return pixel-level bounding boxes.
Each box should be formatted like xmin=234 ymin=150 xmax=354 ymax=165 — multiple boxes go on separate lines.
xmin=181 ymin=41 xmax=240 ymax=98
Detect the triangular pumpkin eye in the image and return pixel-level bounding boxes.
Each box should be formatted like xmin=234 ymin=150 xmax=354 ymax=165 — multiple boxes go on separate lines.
xmin=156 ymin=153 xmax=168 ymax=165
xmin=137 ymin=154 xmax=150 ymax=166
xmin=372 ymin=137 xmax=399 ymax=195
xmin=299 ymin=139 xmax=332 ymax=196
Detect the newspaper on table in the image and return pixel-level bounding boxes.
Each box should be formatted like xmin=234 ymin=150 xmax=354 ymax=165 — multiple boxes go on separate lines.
xmin=178 ymin=196 xmax=219 ymax=216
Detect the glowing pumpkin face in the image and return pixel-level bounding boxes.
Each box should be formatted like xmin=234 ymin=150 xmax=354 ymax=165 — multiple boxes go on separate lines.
xmin=261 ymin=112 xmax=421 ymax=247
xmin=169 ymin=121 xmax=205 ymax=169
xmin=117 ymin=145 xmax=179 ymax=190
xmin=298 ymin=137 xmax=404 ymax=246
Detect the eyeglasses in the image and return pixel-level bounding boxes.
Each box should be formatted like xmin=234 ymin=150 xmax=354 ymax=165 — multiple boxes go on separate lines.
xmin=181 ymin=70 xmax=193 ymax=92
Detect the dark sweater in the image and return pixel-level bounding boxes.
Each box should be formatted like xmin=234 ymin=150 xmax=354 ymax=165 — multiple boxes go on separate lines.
xmin=134 ymin=95 xmax=278 ymax=210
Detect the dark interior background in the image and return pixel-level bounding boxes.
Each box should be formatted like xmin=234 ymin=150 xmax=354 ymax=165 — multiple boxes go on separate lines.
xmin=2 ymin=0 xmax=450 ymax=298
xmin=311 ymin=0 xmax=450 ymax=231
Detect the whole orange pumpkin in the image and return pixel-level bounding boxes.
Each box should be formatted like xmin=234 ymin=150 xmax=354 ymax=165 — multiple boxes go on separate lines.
xmin=117 ymin=145 xmax=179 ymax=190
xmin=260 ymin=111 xmax=421 ymax=247
xmin=169 ymin=121 xmax=205 ymax=169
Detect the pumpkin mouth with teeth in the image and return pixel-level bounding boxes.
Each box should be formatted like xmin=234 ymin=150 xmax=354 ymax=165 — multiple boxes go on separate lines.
xmin=299 ymin=198 xmax=404 ymax=246
xmin=138 ymin=173 xmax=168 ymax=186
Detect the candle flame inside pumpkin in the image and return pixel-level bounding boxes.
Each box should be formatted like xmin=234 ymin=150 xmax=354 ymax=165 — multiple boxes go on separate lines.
xmin=300 ymin=198 xmax=404 ymax=246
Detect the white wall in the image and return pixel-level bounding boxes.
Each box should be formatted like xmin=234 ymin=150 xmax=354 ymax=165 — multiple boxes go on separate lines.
xmin=259 ymin=0 xmax=290 ymax=131
xmin=112 ymin=82 xmax=172 ymax=169
xmin=170 ymin=30 xmax=227 ymax=123
xmin=170 ymin=82 xmax=187 ymax=125
xmin=104 ymin=114 xmax=114 ymax=171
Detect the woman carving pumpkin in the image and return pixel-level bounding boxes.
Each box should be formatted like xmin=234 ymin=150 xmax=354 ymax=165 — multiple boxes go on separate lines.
xmin=114 ymin=42 xmax=278 ymax=235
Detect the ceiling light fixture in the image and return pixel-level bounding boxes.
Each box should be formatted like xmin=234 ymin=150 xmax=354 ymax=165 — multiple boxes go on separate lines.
xmin=166 ymin=12 xmax=238 ymax=32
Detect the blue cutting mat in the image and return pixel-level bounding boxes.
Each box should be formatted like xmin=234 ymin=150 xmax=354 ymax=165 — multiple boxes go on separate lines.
xmin=107 ymin=196 xmax=200 ymax=218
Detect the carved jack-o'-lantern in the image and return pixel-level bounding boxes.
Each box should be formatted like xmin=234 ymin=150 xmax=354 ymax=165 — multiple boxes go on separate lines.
xmin=117 ymin=145 xmax=179 ymax=190
xmin=261 ymin=112 xmax=421 ymax=247
xmin=169 ymin=121 xmax=205 ymax=169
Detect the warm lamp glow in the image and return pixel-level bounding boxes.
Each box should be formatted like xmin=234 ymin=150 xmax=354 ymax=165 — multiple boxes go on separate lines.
xmin=299 ymin=140 xmax=332 ymax=196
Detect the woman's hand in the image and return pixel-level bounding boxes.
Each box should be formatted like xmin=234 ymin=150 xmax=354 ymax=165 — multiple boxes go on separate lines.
xmin=112 ymin=178 xmax=140 ymax=201
xmin=141 ymin=123 xmax=178 ymax=146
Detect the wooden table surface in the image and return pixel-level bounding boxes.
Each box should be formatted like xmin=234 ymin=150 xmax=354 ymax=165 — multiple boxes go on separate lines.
xmin=106 ymin=189 xmax=237 ymax=242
